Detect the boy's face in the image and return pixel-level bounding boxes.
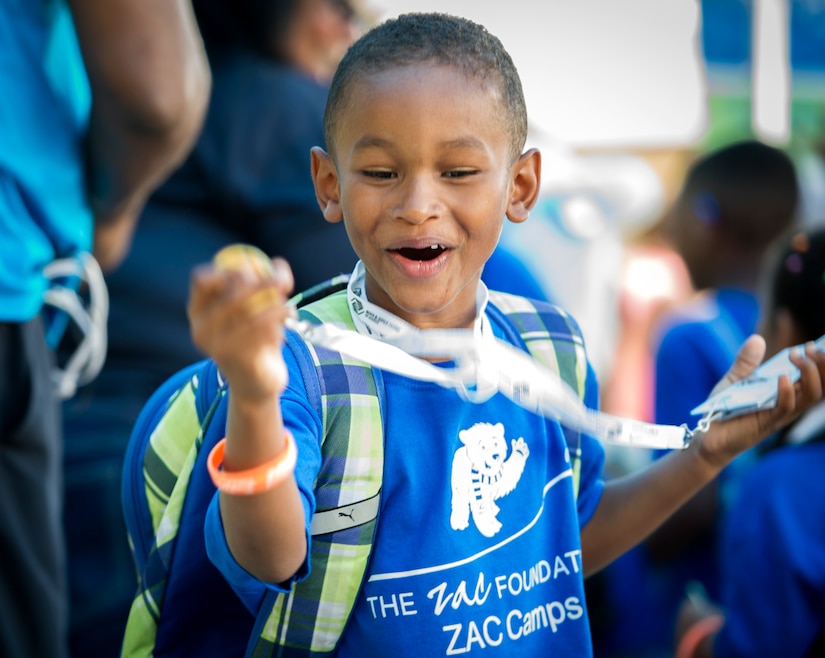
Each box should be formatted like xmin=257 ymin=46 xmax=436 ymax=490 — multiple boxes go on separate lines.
xmin=312 ymin=63 xmax=540 ymax=329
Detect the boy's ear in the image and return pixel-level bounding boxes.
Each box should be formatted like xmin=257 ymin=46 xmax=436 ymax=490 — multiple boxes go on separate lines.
xmin=311 ymin=146 xmax=344 ymax=224
xmin=506 ymin=148 xmax=541 ymax=224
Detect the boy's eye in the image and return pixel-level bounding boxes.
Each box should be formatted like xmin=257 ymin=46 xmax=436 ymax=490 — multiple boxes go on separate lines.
xmin=362 ymin=170 xmax=396 ymax=179
xmin=443 ymin=169 xmax=477 ymax=179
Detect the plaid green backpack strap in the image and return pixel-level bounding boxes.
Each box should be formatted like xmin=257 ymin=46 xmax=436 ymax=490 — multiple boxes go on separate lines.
xmin=248 ymin=289 xmax=385 ymax=658
xmin=487 ymin=291 xmax=589 ymax=498
xmin=121 ymin=358 xmax=227 ymax=656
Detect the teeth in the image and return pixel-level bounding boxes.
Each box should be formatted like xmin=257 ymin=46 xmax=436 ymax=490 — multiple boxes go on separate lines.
xmin=394 ymin=245 xmax=446 ymax=261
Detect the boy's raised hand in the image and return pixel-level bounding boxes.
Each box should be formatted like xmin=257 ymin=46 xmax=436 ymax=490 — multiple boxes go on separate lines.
xmin=188 ymin=245 xmax=294 ymax=403
xmin=694 ymin=334 xmax=825 ymax=468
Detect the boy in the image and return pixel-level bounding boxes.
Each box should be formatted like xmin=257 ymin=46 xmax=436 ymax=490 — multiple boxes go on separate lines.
xmin=185 ymin=12 xmax=825 ymax=656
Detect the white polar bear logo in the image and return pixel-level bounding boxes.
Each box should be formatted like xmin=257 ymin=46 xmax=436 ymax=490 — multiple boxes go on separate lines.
xmin=450 ymin=422 xmax=529 ymax=537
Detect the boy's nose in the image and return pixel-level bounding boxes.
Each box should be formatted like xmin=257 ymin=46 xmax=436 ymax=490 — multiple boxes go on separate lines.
xmin=391 ymin=175 xmax=440 ymax=225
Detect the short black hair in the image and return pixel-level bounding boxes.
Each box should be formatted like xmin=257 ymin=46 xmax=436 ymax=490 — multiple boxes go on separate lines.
xmin=768 ymin=227 xmax=825 ymax=342
xmin=679 ymin=140 xmax=800 ymax=248
xmin=323 ymin=12 xmax=528 ymax=162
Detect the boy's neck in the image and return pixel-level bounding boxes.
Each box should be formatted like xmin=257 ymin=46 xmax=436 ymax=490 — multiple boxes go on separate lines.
xmin=351 ymin=262 xmax=484 ymax=332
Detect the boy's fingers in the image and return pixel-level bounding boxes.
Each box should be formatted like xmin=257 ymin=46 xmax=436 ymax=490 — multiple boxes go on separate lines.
xmin=212 ymin=244 xmax=294 ymax=295
xmin=790 ymin=343 xmax=824 ymax=405
xmin=243 ymin=288 xmax=287 ymax=319
xmin=810 ymin=343 xmax=825 ymax=389
xmin=187 ymin=264 xmax=230 ymax=315
xmin=761 ymin=345 xmax=825 ymax=429
xmin=771 ymin=373 xmax=797 ymax=418
xmin=213 ymin=243 xmax=275 ymax=278
xmin=270 ymin=257 xmax=295 ymax=295
xmin=710 ymin=334 xmax=766 ymax=396
xmin=187 ymin=249 xmax=297 ymax=362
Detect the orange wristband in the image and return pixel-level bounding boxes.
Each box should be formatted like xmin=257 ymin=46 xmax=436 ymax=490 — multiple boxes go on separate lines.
xmin=675 ymin=614 xmax=725 ymax=658
xmin=207 ymin=431 xmax=297 ymax=495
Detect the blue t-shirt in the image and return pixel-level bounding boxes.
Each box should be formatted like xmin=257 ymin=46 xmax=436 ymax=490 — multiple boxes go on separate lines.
xmin=206 ymin=312 xmax=605 ymax=657
xmin=0 ymin=0 xmax=92 ymax=321
xmin=714 ymin=435 xmax=825 ymax=657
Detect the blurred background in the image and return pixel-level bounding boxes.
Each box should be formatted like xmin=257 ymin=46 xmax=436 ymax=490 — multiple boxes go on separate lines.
xmin=370 ymin=0 xmax=825 ymax=161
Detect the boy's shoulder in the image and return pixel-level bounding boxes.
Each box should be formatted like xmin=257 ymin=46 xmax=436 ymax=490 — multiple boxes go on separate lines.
xmin=297 ymin=288 xmax=351 ymax=323
xmin=488 ymin=290 xmax=585 ymax=339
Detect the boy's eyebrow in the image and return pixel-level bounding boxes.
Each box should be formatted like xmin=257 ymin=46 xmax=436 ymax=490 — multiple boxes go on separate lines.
xmin=352 ymin=135 xmax=490 ymax=152
xmin=440 ymin=137 xmax=489 ymax=151
xmin=352 ymin=136 xmax=392 ymax=151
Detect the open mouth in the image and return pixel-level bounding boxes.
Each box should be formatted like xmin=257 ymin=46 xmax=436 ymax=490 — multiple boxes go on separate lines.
xmin=394 ymin=245 xmax=447 ymax=261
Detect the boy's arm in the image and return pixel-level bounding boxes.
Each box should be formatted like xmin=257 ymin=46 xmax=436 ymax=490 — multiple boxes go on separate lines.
xmin=188 ymin=256 xmax=308 ymax=585
xmin=220 ymin=386 xmax=309 ymax=584
xmin=580 ymin=335 xmax=825 ymax=576
xmin=68 ymin=0 xmax=211 ymax=271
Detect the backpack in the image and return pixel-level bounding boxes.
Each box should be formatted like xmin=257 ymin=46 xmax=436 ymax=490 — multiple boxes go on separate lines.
xmin=120 ymin=278 xmax=589 ymax=657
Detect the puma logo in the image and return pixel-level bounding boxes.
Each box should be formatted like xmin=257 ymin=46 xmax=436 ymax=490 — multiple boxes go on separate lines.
xmin=338 ymin=509 xmax=355 ymax=521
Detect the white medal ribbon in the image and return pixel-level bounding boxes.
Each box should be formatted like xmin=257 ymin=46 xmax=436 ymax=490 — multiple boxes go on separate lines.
xmin=286 ymin=262 xmax=689 ymax=449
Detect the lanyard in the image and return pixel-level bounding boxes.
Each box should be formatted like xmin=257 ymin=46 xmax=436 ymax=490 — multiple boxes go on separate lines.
xmin=285 ymin=262 xmax=690 ymax=450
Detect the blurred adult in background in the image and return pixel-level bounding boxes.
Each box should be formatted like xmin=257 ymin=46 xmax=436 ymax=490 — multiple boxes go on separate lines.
xmin=61 ymin=1 xmax=362 ymax=655
xmin=0 ymin=1 xmax=210 ymax=657
xmin=674 ymin=227 xmax=825 ymax=658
